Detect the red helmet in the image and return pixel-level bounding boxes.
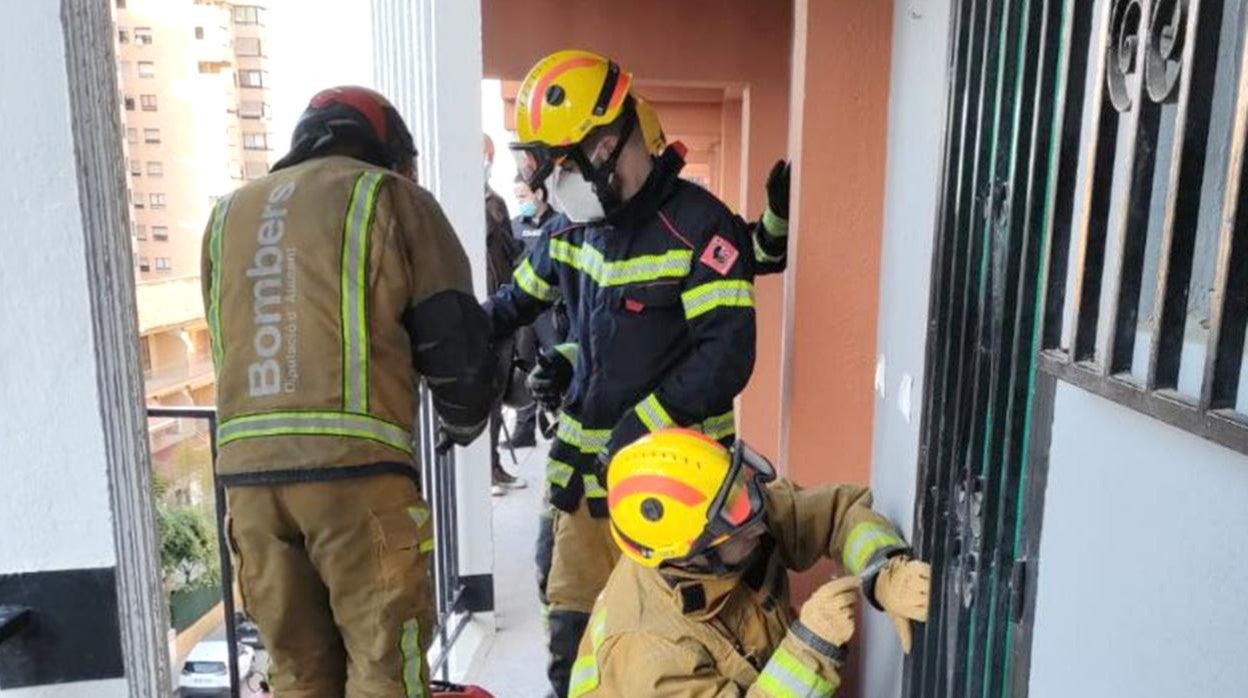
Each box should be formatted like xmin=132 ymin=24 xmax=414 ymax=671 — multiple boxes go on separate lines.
xmin=272 ymin=86 xmax=417 ymax=175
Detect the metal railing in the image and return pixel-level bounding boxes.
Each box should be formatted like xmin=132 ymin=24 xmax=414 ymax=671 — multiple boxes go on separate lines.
xmin=149 ymin=390 xmax=467 ymax=696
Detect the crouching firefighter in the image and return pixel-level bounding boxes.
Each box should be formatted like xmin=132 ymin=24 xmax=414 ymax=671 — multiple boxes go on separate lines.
xmin=202 ymin=86 xmax=497 ymax=698
xmin=567 ymin=430 xmax=931 ymax=697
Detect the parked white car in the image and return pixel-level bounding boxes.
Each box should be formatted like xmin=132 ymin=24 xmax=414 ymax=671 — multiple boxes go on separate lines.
xmin=178 ymin=640 xmax=254 ymax=696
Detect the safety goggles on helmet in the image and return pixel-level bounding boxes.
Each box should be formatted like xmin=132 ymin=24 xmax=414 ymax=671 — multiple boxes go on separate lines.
xmin=511 ymin=94 xmax=638 ymax=193
xmin=684 ymin=440 xmax=776 ymax=559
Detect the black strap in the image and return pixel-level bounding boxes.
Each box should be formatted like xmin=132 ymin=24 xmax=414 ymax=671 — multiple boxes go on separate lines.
xmin=593 ymin=62 xmax=621 ymax=117
xmin=789 ymin=620 xmax=849 ymax=664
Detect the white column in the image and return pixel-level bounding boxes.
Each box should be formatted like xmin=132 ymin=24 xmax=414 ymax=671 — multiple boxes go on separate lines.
xmin=372 ymin=0 xmax=495 ymax=679
xmin=0 ymin=2 xmax=165 ymax=697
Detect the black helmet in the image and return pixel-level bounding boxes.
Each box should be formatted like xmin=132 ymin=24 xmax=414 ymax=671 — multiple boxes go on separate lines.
xmin=272 ymin=86 xmax=416 ymax=175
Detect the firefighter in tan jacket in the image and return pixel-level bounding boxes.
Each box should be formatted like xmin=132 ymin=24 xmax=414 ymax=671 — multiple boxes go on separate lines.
xmin=202 ymin=86 xmax=496 ymax=698
xmin=568 ymin=430 xmax=931 ymax=697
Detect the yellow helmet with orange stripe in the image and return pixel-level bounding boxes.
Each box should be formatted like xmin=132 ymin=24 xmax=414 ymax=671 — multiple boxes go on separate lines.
xmin=606 ymin=429 xmax=776 ymax=569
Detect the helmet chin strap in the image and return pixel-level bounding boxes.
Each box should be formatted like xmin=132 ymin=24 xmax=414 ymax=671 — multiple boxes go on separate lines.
xmin=577 ymin=103 xmax=638 ymax=215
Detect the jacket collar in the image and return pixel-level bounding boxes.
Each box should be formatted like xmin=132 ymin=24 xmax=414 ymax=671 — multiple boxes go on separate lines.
xmin=604 ymin=145 xmax=687 ymax=230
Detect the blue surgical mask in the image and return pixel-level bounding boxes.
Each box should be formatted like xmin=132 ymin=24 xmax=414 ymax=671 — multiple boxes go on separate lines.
xmin=519 ymin=201 xmax=538 ymax=219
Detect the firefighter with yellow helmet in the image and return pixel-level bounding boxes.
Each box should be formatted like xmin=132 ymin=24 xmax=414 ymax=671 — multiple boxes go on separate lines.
xmin=485 ymin=49 xmax=791 ymax=696
xmin=565 ymin=429 xmax=931 ymax=697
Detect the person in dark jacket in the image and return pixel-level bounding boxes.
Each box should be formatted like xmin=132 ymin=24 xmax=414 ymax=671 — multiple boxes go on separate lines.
xmin=484 ymin=50 xmax=790 ymax=697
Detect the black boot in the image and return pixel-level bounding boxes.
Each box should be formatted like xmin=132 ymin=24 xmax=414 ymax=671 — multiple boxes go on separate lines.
xmin=547 ymin=609 xmax=590 ymax=698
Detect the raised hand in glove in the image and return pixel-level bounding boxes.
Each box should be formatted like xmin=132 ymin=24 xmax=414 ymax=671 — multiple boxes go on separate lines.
xmin=799 ymin=575 xmax=862 ymax=649
xmin=874 ymin=556 xmax=930 ymax=653
xmin=766 ymin=159 xmax=791 ymax=220
xmin=527 ymin=344 xmax=575 ymax=411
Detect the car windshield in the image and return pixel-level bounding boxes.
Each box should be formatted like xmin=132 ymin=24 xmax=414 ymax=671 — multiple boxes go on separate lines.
xmin=185 ymin=661 xmax=227 ymax=675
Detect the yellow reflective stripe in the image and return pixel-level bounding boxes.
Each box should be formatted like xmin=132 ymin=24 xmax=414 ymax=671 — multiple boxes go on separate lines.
xmin=554 ymin=342 xmax=579 ymax=364
xmin=583 ymin=473 xmax=607 ymax=500
xmin=206 ymin=194 xmax=234 ymax=373
xmin=568 ymin=608 xmax=608 ymax=697
xmin=515 ymin=258 xmax=558 ymax=301
xmin=635 ymin=393 xmax=674 ymax=432
xmin=757 ymin=645 xmax=836 ymax=698
xmin=406 ymin=505 xmax=431 ymax=528
xmin=341 ymin=170 xmax=386 ymax=413
xmin=700 ymin=410 xmax=736 ymax=440
xmin=218 ymin=410 xmax=413 ymax=454
xmin=755 ymin=230 xmax=786 ymax=264
xmin=548 ymin=459 xmax=575 ymax=487
xmin=419 ymin=538 xmax=435 ymax=554
xmin=681 ymin=280 xmax=755 ymax=320
xmin=556 ymin=413 xmax=610 ymax=455
xmin=843 ymin=522 xmax=907 ymax=574
xmin=549 ymin=238 xmax=692 ymax=286
xmin=401 ymin=619 xmax=425 ymax=698
xmin=567 ymin=655 xmax=600 ymax=697
xmin=762 ymin=207 xmax=790 ymax=239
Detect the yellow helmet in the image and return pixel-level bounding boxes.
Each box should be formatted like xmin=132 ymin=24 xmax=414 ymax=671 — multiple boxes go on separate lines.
xmin=511 ymin=50 xmax=638 ymax=192
xmin=634 ymin=95 xmax=667 ymax=157
xmin=607 ymin=429 xmax=776 ymax=568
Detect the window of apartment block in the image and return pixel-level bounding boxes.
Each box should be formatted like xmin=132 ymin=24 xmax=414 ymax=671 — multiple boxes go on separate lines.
xmin=239 ymin=70 xmax=265 ymax=88
xmin=149 ymin=193 xmax=166 ymax=210
xmin=140 ymin=94 xmax=157 ymax=111
xmin=123 ymin=95 xmax=135 ymax=111
xmin=194 ymin=26 xmax=204 ymax=40
xmin=152 ymin=226 xmax=169 ymax=241
xmin=126 ymin=128 xmax=138 ymax=144
xmin=155 ymin=257 xmax=171 ymax=272
xmin=242 ymin=132 xmax=269 ymax=151
xmin=133 ymin=191 xmax=144 ymax=209
xmin=144 ymin=128 xmax=160 ymax=143
xmin=238 ymin=100 xmax=270 ymax=119
xmin=134 ymin=224 xmax=147 ymax=240
xmin=235 ymin=37 xmax=262 ymax=57
xmin=134 ymin=27 xmax=153 ymax=45
xmin=137 ymin=61 xmax=155 ymax=78
xmin=129 ymin=159 xmax=141 ymax=176
xmin=146 ymin=161 xmax=163 ymax=177
xmin=233 ymin=6 xmax=263 ymax=25
xmin=244 ymin=161 xmax=268 ymax=179
xmin=138 ymin=256 xmax=150 ymax=273
xmin=118 ymin=28 xmax=129 ymax=44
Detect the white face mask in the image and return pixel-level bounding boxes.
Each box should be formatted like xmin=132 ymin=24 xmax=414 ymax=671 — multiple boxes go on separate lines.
xmin=551 ymin=168 xmax=605 ymax=223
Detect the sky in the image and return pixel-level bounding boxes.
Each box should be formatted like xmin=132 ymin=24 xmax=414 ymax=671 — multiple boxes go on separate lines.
xmin=263 ymin=1 xmax=521 ymax=211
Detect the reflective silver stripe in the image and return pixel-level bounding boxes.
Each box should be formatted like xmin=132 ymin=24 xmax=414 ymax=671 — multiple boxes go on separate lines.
xmin=342 ymin=171 xmax=386 ymax=413
xmin=549 ymin=238 xmax=692 ymax=286
xmin=681 ymin=280 xmax=755 ymax=320
xmin=755 ymin=231 xmax=785 ymax=264
xmin=843 ymin=522 xmax=907 ymax=574
xmin=218 ymin=410 xmax=413 ymax=454
xmin=583 ymin=473 xmax=607 ymax=500
xmin=556 ymin=413 xmax=610 ymax=454
xmin=207 ymin=194 xmax=234 ymax=372
xmin=515 ymin=258 xmax=558 ymax=301
xmin=548 ymin=459 xmax=575 ymax=487
xmin=635 ymin=393 xmax=673 ymax=432
xmin=700 ymin=410 xmax=736 ymax=440
xmin=757 ymin=644 xmax=835 ymax=697
xmin=401 ymin=619 xmax=424 ymax=697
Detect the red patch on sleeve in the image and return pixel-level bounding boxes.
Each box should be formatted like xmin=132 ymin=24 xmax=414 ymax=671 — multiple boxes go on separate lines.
xmin=699 ymin=235 xmax=740 ymax=276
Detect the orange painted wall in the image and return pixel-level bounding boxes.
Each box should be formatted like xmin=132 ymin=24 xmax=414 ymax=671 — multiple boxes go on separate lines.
xmin=483 ymin=0 xmax=792 ymax=459
xmin=781 ymin=0 xmax=893 ymax=615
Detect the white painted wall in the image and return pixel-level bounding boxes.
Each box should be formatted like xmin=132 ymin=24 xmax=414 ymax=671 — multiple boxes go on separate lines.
xmin=0 ymin=3 xmax=127 ymax=697
xmin=1028 ymin=384 xmax=1248 ymax=697
xmin=0 ymin=0 xmax=117 ymax=578
xmin=864 ymin=2 xmax=953 ymax=696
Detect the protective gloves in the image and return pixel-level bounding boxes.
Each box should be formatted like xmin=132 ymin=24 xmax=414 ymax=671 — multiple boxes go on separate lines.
xmin=527 ymin=344 xmax=575 ymax=411
xmin=763 ymin=159 xmax=791 ymax=237
xmin=873 ymin=556 xmax=931 ymax=654
xmin=797 ymin=575 xmax=861 ymax=650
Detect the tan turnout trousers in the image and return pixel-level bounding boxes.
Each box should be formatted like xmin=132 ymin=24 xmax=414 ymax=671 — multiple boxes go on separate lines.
xmin=226 ymin=473 xmax=436 ymax=698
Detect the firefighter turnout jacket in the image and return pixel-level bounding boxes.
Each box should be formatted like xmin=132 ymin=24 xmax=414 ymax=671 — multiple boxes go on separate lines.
xmin=569 ymin=480 xmax=910 ymax=697
xmin=203 ymin=155 xmax=496 ymax=484
xmin=486 ymin=146 xmax=757 ymax=517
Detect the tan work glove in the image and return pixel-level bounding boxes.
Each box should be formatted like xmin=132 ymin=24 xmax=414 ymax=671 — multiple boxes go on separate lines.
xmin=799 ymin=575 xmax=862 ymax=647
xmin=874 ymin=556 xmax=931 ymax=653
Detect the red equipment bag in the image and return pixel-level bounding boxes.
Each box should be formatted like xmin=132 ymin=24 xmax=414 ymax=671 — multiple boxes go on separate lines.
xmin=431 ymin=680 xmax=494 ymax=697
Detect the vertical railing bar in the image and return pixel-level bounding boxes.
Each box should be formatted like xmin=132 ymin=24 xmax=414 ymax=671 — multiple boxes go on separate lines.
xmin=920 ymin=0 xmax=998 ymax=692
xmin=1147 ymin=0 xmax=1226 ymax=391
xmin=1040 ymin=0 xmax=1096 ymax=352
xmin=1104 ymin=0 xmax=1162 ymax=376
xmin=1201 ymin=5 xmax=1248 ymax=411
xmin=913 ymin=0 xmax=978 ymax=694
xmin=209 ymin=413 xmax=242 ymax=698
xmin=1068 ymin=0 xmax=1121 ymax=363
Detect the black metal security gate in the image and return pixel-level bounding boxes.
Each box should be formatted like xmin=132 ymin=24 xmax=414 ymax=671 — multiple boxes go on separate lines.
xmin=909 ymin=0 xmax=1248 ymax=695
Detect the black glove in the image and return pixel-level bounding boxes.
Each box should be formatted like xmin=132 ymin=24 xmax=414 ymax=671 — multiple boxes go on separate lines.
xmin=527 ymin=347 xmax=573 ymax=411
xmin=766 ymin=159 xmax=791 ymax=219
